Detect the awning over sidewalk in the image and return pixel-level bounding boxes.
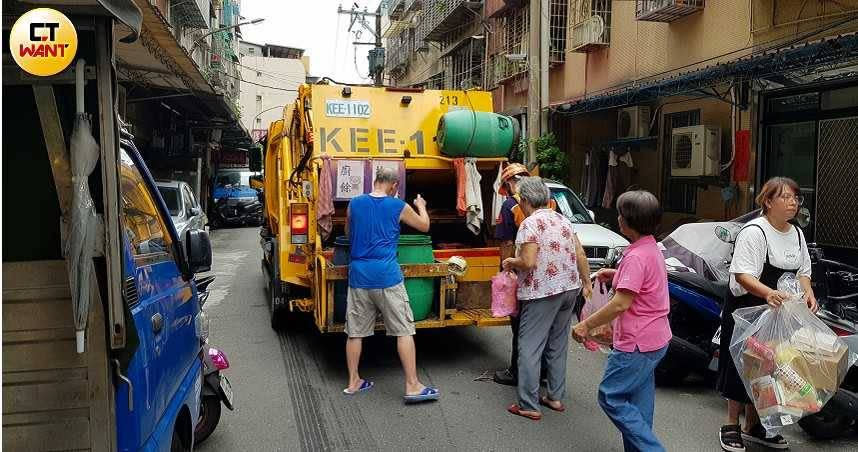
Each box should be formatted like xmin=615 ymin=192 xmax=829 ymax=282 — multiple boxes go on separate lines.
xmin=115 ymin=0 xmax=213 ymax=93
xmin=554 ymin=33 xmax=858 ymax=115
xmin=98 ymin=0 xmax=142 ymax=42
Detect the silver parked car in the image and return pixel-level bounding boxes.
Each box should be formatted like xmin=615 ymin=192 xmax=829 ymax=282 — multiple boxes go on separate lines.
xmin=156 ymin=180 xmax=207 ymax=239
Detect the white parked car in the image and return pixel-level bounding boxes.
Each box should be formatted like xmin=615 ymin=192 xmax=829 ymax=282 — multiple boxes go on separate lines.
xmin=156 ymin=180 xmax=207 ymax=240
xmin=545 ymin=180 xmax=629 ymax=271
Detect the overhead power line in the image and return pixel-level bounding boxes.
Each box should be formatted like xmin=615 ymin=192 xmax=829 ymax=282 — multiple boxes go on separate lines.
xmin=214 ymin=69 xmax=299 ymax=92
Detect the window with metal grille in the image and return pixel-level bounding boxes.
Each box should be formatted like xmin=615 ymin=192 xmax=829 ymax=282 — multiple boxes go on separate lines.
xmin=662 ymin=109 xmax=700 ymax=213
xmin=568 ymin=0 xmax=611 ymax=52
xmin=548 ymin=0 xmax=569 ymax=63
xmin=635 ymin=0 xmax=704 ymax=23
xmin=488 ymin=5 xmax=528 ymax=86
xmin=427 ymin=71 xmax=446 ymax=90
xmin=446 ymin=39 xmax=484 ymax=90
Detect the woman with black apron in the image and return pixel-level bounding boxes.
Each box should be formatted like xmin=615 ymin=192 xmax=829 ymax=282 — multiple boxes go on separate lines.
xmin=717 ymin=178 xmax=818 ymax=452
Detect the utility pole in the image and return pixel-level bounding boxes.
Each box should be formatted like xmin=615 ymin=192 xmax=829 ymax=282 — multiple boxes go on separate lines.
xmin=375 ymin=11 xmax=383 ymax=86
xmin=539 ymin=0 xmax=550 ymax=140
xmin=337 ymin=4 xmax=384 ymax=86
xmin=526 ymin=0 xmax=541 ymax=165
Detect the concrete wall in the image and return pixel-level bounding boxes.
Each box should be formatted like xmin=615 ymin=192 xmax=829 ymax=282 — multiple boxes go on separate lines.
xmin=537 ymin=0 xmax=752 ymax=106
xmin=751 ymin=0 xmax=858 ymax=47
xmin=239 ymin=53 xmax=306 ymax=132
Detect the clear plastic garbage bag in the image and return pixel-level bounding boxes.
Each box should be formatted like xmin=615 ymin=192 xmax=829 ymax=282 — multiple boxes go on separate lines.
xmin=730 ymin=273 xmax=858 ymax=435
xmin=491 ymin=271 xmax=518 ymax=318
xmin=580 ymin=279 xmax=614 ymax=352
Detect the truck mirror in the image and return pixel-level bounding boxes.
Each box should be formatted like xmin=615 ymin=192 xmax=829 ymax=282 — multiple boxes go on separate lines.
xmin=249 ymin=147 xmax=263 ymax=172
xmin=185 ymin=229 xmax=212 ymax=273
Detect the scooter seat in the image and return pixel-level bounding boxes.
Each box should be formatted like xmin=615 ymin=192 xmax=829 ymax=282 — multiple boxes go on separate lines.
xmin=668 ymin=271 xmax=729 ymax=303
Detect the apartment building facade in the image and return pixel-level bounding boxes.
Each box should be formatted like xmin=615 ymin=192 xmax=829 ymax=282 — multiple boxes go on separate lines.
xmin=115 ymin=0 xmax=252 ymax=210
xmin=381 ymin=1 xmax=858 ymax=256
xmin=487 ymin=0 xmax=858 ymax=258
xmin=238 ymin=42 xmax=309 ymax=138
xmin=383 ymin=0 xmax=486 ymax=89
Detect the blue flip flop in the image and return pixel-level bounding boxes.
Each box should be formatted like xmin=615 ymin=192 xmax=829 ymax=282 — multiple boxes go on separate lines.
xmin=343 ymin=380 xmax=374 ymax=395
xmin=403 ymin=386 xmax=440 ymax=404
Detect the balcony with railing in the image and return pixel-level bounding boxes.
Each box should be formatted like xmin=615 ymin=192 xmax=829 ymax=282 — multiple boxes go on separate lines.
xmin=568 ymin=0 xmax=611 ymax=52
xmin=445 ymin=40 xmax=484 ymax=89
xmin=388 ymin=0 xmax=406 ymax=20
xmin=170 ymin=0 xmax=211 ymax=29
xmin=486 ymin=0 xmax=568 ymax=86
xmin=386 ymin=30 xmax=414 ymax=79
xmin=404 ymin=0 xmax=423 ymax=14
xmin=635 ymin=0 xmax=704 ymax=23
xmin=487 ymin=5 xmax=528 ymax=86
xmin=423 ymin=0 xmax=484 ymax=43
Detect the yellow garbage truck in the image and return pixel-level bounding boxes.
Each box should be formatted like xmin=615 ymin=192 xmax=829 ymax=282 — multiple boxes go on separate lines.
xmin=260 ymin=83 xmax=520 ymax=333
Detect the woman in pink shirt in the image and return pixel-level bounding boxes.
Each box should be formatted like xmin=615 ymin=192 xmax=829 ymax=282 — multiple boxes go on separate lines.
xmin=572 ymin=190 xmax=672 ymax=452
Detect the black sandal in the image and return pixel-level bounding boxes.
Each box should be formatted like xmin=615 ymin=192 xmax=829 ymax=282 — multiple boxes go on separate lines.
xmin=720 ymin=424 xmax=745 ymax=452
xmin=742 ymin=424 xmax=789 ymax=449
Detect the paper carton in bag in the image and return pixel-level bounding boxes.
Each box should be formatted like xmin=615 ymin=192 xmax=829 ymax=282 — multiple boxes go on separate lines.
xmin=797 ymin=345 xmax=849 ymax=393
xmin=743 ymin=348 xmax=773 ymax=381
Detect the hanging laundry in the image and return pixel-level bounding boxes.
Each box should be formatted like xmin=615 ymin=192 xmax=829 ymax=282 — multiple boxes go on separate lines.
xmin=317 ymin=156 xmax=335 ymax=240
xmin=454 ymin=158 xmax=467 ymax=216
xmin=581 ymin=151 xmax=591 ymax=205
xmin=608 ymin=149 xmax=635 ymax=168
xmin=464 ymin=158 xmax=483 ymax=234
xmin=602 ymin=150 xmax=634 ymax=209
xmin=585 ymin=148 xmax=607 ymax=207
xmin=491 ymin=162 xmax=505 ymax=226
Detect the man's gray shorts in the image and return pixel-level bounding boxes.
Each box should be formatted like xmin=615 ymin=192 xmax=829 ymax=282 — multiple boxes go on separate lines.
xmin=345 ymin=283 xmax=416 ymax=338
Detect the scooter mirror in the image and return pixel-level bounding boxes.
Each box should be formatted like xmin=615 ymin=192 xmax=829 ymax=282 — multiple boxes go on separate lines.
xmin=795 ymin=207 xmax=811 ymax=229
xmin=715 ymin=226 xmax=732 ymax=244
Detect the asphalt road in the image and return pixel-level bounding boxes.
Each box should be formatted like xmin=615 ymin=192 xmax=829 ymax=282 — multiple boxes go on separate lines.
xmin=197 ymin=226 xmax=858 ymax=452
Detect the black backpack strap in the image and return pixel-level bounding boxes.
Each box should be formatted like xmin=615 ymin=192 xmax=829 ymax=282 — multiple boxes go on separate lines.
xmin=734 ymin=223 xmax=769 ymax=261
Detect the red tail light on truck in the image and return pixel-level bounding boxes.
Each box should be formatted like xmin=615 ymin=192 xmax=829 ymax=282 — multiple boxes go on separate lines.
xmin=291 ymin=203 xmax=308 ymax=244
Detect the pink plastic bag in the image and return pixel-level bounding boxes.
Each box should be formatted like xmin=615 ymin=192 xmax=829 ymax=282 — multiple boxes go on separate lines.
xmin=580 ymin=279 xmax=614 ymax=352
xmin=491 ymin=271 xmax=518 ymax=317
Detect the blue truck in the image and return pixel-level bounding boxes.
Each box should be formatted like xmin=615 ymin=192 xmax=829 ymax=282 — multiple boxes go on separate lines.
xmin=2 ymin=4 xmax=213 ymax=450
xmin=210 ymin=168 xmax=264 ymax=227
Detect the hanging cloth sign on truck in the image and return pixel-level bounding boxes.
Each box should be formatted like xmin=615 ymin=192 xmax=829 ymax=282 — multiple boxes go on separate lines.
xmin=334 ymin=159 xmax=365 ymax=200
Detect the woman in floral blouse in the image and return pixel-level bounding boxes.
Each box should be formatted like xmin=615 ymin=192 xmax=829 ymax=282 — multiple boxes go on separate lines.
xmin=502 ymin=177 xmax=592 ymax=420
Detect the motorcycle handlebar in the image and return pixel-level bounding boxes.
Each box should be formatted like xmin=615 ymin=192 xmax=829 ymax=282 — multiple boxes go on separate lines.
xmin=820 ymin=258 xmax=858 ymax=275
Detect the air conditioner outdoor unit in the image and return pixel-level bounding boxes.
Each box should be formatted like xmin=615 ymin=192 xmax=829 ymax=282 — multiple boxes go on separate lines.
xmin=671 ymin=125 xmax=721 ymax=177
xmin=617 ymin=106 xmax=651 ymax=139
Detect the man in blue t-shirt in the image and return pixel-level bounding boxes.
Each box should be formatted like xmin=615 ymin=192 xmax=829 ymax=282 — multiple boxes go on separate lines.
xmin=343 ymin=167 xmax=439 ymax=403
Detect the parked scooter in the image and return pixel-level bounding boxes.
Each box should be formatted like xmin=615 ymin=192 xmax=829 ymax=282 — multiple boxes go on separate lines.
xmin=210 ymin=195 xmax=263 ymax=228
xmin=796 ymin=249 xmax=858 ymax=439
xmin=192 ymin=276 xmax=235 ymax=445
xmin=656 ymin=210 xmax=858 ymax=439
xmin=655 ymin=210 xmax=761 ymax=385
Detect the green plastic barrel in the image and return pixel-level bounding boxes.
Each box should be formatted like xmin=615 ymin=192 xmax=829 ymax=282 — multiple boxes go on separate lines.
xmin=437 ymin=110 xmax=520 ymax=158
xmin=397 ymin=235 xmax=435 ymax=322
xmin=331 ymin=235 xmax=436 ymax=323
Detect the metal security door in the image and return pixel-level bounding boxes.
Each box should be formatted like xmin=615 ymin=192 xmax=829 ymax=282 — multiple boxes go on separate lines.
xmin=816 ymin=117 xmax=858 ymax=249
